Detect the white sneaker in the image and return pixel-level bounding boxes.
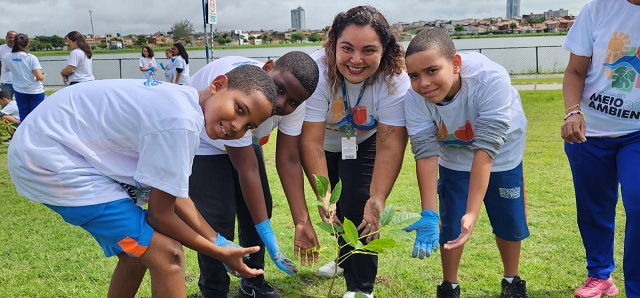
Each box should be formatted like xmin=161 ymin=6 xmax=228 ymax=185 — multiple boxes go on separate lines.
xmin=342 ymin=291 xmax=373 ymax=298
xmin=317 ymin=260 xmax=344 ymax=277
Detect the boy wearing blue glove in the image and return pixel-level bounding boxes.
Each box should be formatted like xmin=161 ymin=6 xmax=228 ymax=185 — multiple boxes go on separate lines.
xmin=402 ymin=28 xmax=530 ymax=298
xmin=186 ymin=52 xmax=320 ymax=298
xmin=7 ymin=65 xmax=278 ymax=297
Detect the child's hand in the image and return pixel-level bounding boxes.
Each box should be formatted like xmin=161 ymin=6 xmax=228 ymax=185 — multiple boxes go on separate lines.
xmin=214 ymin=233 xmax=262 ymax=278
xmin=293 ymin=221 xmax=320 ymax=266
xmin=255 ymin=219 xmax=298 ymax=275
xmin=443 ymin=213 xmax=477 ymax=250
xmin=318 ymin=201 xmax=340 ymax=226
xmin=403 ymin=209 xmax=440 ymax=259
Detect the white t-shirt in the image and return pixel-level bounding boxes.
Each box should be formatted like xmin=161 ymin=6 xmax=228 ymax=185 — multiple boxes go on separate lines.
xmin=163 ymin=57 xmax=174 ymax=80
xmin=173 ymin=55 xmax=190 ymax=85
xmin=139 ymin=57 xmax=157 ymax=80
xmin=1 ymin=100 xmax=19 ymax=120
xmin=405 ymin=52 xmax=527 ymax=172
xmin=2 ymin=52 xmax=44 ymax=94
xmin=66 ymin=48 xmax=94 ymax=83
xmin=0 ymin=44 xmax=12 ymax=84
xmin=562 ymin=0 xmax=640 ymax=137
xmin=304 ymin=50 xmax=410 ymax=152
xmin=187 ymin=56 xmax=305 ymax=155
xmin=7 ymin=79 xmax=204 ymax=206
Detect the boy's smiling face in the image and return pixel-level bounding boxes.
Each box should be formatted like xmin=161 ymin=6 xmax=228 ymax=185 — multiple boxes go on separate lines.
xmin=202 ymin=75 xmax=273 ymax=140
xmin=406 ymin=49 xmax=462 ymax=104
xmin=268 ymin=69 xmax=310 ymax=116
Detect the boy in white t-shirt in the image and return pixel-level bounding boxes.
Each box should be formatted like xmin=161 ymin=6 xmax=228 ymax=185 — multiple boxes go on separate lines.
xmin=0 ymin=90 xmax=19 ymax=125
xmin=402 ymin=28 xmax=529 ymax=298
xmin=7 ymin=65 xmax=278 ymax=297
xmin=186 ymin=51 xmax=320 ymax=298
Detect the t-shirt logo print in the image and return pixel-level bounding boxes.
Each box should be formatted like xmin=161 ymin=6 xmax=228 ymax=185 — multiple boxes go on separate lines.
xmin=603 ymin=31 xmax=640 ymax=92
xmin=143 ymin=79 xmax=162 ymax=87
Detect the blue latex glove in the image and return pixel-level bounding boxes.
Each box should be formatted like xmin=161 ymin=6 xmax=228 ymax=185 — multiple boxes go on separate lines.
xmin=159 ymin=62 xmax=166 ymax=70
xmin=402 ymin=209 xmax=440 ymax=259
xmin=148 ymin=66 xmax=156 ymax=73
xmin=214 ymin=233 xmax=245 ymax=277
xmin=255 ymin=219 xmax=298 ymax=275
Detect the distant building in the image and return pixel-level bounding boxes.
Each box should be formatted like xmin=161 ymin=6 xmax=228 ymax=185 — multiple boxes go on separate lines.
xmin=506 ymin=0 xmax=520 ymax=19
xmin=291 ymin=6 xmax=305 ymax=30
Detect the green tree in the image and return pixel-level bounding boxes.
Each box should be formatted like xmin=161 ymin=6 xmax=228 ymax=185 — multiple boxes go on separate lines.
xmin=307 ymin=32 xmax=323 ymax=42
xmin=49 ymin=35 xmax=65 ymax=49
xmin=454 ymin=24 xmax=464 ymax=33
xmin=171 ymin=19 xmax=194 ymax=40
xmin=510 ymin=22 xmax=518 ymax=29
xmin=135 ymin=34 xmax=147 ymax=47
xmin=185 ymin=37 xmax=192 ymax=45
xmin=291 ymin=32 xmax=305 ymax=42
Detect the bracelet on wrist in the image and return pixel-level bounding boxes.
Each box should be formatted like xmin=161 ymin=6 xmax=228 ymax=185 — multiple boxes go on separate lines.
xmin=565 ymin=103 xmax=581 ymax=114
xmin=564 ymin=110 xmax=584 ymax=121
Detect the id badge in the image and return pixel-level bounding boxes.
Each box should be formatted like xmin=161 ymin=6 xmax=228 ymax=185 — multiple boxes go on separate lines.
xmin=341 ymin=137 xmax=358 ymax=160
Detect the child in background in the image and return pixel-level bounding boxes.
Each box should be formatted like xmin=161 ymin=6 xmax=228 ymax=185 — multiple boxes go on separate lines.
xmin=7 ymin=65 xmax=278 ymax=297
xmin=139 ymin=46 xmax=157 ymax=80
xmin=0 ymin=90 xmax=19 ymax=125
xmin=172 ymin=42 xmax=190 ymax=85
xmin=160 ymin=48 xmax=174 ymax=83
xmin=402 ymin=28 xmax=529 ymax=298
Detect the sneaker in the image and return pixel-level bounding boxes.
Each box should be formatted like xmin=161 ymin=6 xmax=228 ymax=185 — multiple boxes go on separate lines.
xmin=501 ymin=276 xmax=529 ymax=298
xmin=574 ymin=277 xmax=619 ymax=298
xmin=318 ymin=260 xmax=344 ymax=277
xmin=343 ymin=291 xmax=373 ymax=298
xmin=437 ymin=281 xmax=460 ymax=298
xmin=237 ymin=279 xmax=282 ymax=298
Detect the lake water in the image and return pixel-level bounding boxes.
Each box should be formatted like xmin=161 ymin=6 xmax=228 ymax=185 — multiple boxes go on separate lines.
xmin=39 ymin=35 xmax=568 ymax=86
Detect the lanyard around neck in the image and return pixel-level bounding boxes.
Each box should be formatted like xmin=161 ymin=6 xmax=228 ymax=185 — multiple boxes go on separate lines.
xmin=341 ymin=77 xmax=368 ymax=117
xmin=341 ymin=77 xmax=368 ymax=137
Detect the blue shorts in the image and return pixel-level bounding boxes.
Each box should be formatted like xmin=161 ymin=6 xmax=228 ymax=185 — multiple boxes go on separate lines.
xmin=438 ymin=162 xmax=530 ymax=245
xmin=45 ymin=198 xmax=154 ymax=258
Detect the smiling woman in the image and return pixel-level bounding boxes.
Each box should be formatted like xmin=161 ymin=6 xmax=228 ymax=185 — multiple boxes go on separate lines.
xmin=300 ymin=5 xmax=410 ymax=298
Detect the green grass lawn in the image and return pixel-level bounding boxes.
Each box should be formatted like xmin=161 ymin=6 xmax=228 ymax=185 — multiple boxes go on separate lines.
xmin=0 ymin=90 xmax=627 ymax=297
xmin=510 ymin=77 xmax=564 ymax=85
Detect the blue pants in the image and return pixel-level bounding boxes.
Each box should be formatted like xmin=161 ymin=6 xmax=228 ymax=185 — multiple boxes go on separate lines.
xmin=14 ymin=91 xmax=45 ymax=121
xmin=565 ymin=130 xmax=640 ymax=297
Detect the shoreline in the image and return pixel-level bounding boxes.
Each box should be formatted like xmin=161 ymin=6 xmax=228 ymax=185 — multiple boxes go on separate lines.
xmin=29 ymin=32 xmax=566 ymax=57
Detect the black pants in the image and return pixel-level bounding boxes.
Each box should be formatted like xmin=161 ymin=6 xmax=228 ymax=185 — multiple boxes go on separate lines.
xmin=189 ymin=147 xmax=272 ymax=298
xmin=325 ymin=134 xmax=377 ymax=293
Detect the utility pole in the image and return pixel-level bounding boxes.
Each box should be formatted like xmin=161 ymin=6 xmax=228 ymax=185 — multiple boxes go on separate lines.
xmin=89 ymin=10 xmax=95 ymax=37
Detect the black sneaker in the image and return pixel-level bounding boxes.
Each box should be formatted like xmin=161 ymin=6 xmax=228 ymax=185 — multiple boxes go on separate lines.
xmin=437 ymin=281 xmax=460 ymax=298
xmin=237 ymin=279 xmax=282 ymax=298
xmin=501 ymin=275 xmax=529 ymax=298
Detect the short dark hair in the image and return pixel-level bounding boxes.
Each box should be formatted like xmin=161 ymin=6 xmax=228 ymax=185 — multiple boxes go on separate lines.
xmin=275 ymin=51 xmax=319 ymax=95
xmin=0 ymin=90 xmax=9 ymax=100
xmin=406 ymin=28 xmax=456 ymax=61
xmin=225 ymin=64 xmax=277 ymax=113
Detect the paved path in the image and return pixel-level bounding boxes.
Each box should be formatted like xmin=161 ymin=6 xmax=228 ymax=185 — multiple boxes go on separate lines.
xmin=513 ymin=83 xmax=562 ymax=91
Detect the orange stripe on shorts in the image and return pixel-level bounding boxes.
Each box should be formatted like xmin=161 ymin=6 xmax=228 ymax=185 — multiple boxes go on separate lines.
xmin=117 ymin=237 xmax=148 ymax=257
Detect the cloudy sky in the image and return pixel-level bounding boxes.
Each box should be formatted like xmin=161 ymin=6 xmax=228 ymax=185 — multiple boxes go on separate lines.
xmin=1 ymin=0 xmax=588 ymax=37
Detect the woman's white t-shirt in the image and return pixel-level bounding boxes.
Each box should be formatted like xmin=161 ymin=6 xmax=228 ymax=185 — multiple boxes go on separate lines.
xmin=66 ymin=48 xmax=95 ymax=83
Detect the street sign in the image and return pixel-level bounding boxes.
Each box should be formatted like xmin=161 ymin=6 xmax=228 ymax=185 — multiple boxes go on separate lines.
xmin=208 ymin=0 xmax=217 ymax=25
